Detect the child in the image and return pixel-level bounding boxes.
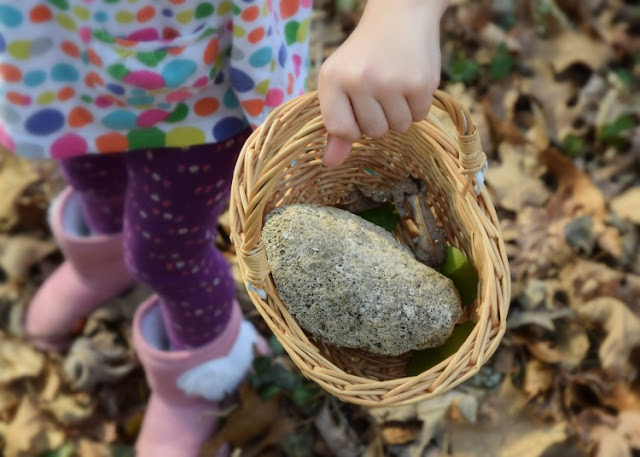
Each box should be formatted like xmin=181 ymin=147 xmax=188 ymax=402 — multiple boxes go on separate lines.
xmin=0 ymin=0 xmax=448 ymax=455
xmin=319 ymin=0 xmax=449 ymax=167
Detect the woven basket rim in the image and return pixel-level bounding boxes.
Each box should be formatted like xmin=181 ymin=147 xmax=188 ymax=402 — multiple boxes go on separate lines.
xmin=230 ymin=90 xmax=511 ymax=407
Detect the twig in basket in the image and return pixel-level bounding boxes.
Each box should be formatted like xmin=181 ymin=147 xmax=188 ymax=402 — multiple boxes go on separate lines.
xmin=390 ymin=177 xmax=447 ymax=269
xmin=336 ymin=176 xmax=447 ymax=269
xmin=334 ymin=187 xmax=382 ymax=214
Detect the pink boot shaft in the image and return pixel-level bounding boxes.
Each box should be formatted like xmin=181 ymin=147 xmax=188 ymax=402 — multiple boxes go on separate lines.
xmin=25 ymin=188 xmax=135 ymax=350
xmin=133 ymin=296 xmax=267 ymax=457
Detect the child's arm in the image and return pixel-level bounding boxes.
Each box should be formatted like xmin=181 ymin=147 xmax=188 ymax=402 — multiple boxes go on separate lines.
xmin=318 ymin=0 xmax=449 ymax=167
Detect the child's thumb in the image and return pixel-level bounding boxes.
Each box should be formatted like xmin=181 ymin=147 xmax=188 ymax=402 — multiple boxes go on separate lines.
xmin=323 ymin=135 xmax=353 ymax=168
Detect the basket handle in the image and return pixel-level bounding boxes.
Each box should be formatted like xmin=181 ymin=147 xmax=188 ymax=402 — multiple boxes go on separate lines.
xmin=431 ymin=90 xmax=487 ymax=194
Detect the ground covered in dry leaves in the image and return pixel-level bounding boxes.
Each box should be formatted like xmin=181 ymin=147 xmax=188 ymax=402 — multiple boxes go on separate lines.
xmin=1 ymin=1 xmax=639 ymax=456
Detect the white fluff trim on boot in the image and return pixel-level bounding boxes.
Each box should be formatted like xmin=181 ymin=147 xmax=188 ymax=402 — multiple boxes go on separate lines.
xmin=176 ymin=321 xmax=259 ymax=401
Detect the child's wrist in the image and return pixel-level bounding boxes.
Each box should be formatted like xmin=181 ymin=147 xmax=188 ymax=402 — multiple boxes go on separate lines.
xmin=365 ymin=0 xmax=449 ymax=19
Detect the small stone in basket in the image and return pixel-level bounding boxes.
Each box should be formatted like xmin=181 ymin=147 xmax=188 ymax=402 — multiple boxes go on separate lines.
xmin=262 ymin=204 xmax=462 ymax=356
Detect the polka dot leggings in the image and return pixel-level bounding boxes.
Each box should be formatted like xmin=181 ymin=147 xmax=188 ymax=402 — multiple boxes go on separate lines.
xmin=58 ymin=128 xmax=251 ymax=349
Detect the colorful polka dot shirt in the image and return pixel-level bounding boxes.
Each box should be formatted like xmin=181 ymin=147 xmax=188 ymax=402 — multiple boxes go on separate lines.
xmin=0 ymin=1 xmax=311 ymax=159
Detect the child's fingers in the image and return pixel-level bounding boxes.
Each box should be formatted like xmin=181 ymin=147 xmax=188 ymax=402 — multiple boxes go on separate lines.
xmin=318 ymin=83 xmax=361 ymax=143
xmin=351 ymin=95 xmax=388 ymax=138
xmin=379 ymin=95 xmax=413 ymax=133
xmin=323 ymin=135 xmax=353 ymax=168
xmin=318 ymin=82 xmax=361 ymax=167
xmin=407 ymin=92 xmax=434 ymax=122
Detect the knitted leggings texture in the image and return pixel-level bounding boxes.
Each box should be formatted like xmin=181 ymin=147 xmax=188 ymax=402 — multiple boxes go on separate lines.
xmin=58 ymin=129 xmax=249 ymax=349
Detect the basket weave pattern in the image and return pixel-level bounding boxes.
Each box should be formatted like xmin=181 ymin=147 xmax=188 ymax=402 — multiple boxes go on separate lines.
xmin=230 ymin=90 xmax=510 ymax=407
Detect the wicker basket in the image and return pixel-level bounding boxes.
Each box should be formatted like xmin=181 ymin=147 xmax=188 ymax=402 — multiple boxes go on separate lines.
xmin=229 ymin=90 xmax=510 ymax=407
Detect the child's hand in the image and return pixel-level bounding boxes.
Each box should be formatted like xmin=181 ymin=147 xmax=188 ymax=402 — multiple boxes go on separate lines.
xmin=318 ymin=0 xmax=449 ymax=167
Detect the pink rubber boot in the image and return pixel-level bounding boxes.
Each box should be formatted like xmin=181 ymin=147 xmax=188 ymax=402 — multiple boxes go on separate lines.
xmin=133 ymin=295 xmax=269 ymax=457
xmin=25 ymin=187 xmax=135 ymax=351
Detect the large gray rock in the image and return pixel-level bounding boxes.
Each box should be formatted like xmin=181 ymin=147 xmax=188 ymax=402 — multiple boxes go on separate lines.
xmin=262 ymin=204 xmax=462 ymax=356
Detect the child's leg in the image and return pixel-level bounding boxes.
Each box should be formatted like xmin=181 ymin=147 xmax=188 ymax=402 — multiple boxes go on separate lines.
xmin=126 ymin=129 xmax=262 ymax=456
xmin=124 ymin=130 xmax=251 ymax=350
xmin=58 ymin=154 xmax=128 ymax=234
xmin=26 ymin=153 xmax=134 ymax=350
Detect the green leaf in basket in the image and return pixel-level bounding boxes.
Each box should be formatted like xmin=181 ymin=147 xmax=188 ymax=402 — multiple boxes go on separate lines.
xmin=357 ymin=203 xmax=400 ymax=232
xmin=406 ymin=321 xmax=476 ymax=376
xmin=439 ymin=246 xmax=478 ymax=307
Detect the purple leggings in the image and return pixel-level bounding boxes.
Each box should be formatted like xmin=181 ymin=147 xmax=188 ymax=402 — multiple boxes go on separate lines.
xmin=59 ymin=129 xmax=250 ymax=349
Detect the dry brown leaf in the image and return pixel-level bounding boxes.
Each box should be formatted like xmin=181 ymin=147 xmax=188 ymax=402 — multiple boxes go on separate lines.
xmin=0 ymin=338 xmax=45 ymax=384
xmin=510 ymin=319 xmax=589 ymax=371
xmin=446 ymin=378 xmax=568 ymax=457
xmin=537 ymin=31 xmax=612 ymax=74
xmin=522 ymin=338 xmax=564 ymax=364
xmin=200 ymin=381 xmax=280 ymax=455
xmin=447 ymin=399 xmax=475 ymax=425
xmin=589 ymin=1 xmax=626 ymax=45
xmin=559 ymin=260 xmax=637 ymax=309
xmin=610 ymin=187 xmax=640 ymax=225
xmin=478 ymin=22 xmax=522 ymax=52
xmin=578 ymin=297 xmax=640 ymax=372
xmin=360 ymin=436 xmax=386 ymax=457
xmin=510 ymin=206 xmax=574 ymax=283
xmin=575 ymin=406 xmax=640 ymax=457
xmin=523 ymin=359 xmax=554 ymax=399
xmin=564 ymin=378 xmax=611 ymax=421
xmin=525 ymin=102 xmax=552 ymax=151
xmin=63 ymin=331 xmax=137 ymax=391
xmin=40 ymin=393 xmax=95 ymax=426
xmin=40 ymin=364 xmax=63 ymax=402
xmin=0 ymin=388 xmax=19 ymax=422
xmin=617 ymin=410 xmax=640 ymax=450
xmin=370 ymin=390 xmax=479 ymax=457
xmin=592 ymin=426 xmax=632 ymax=457
xmin=485 ymin=143 xmax=551 ymax=212
xmin=381 ymin=423 xmax=420 ymax=446
xmin=0 ymin=234 xmax=57 ymax=281
xmin=519 ymin=279 xmax=558 ymax=310
xmin=230 ymin=417 xmax=297 ymax=457
xmin=75 ymin=439 xmax=112 ymax=457
xmin=603 ymin=383 xmax=640 ymax=413
xmin=482 ymin=91 xmax=531 ymax=147
xmin=595 ymin=82 xmax=640 ymax=133
xmin=597 ymin=226 xmax=624 ymax=260
xmin=520 ymin=59 xmax=577 ymax=140
xmin=314 ymin=402 xmax=364 ymax=456
xmin=507 ymin=308 xmax=574 ymax=332
xmin=562 ymin=73 xmax=609 ymax=139
xmin=2 ymin=396 xmax=65 ymax=457
xmin=122 ymin=408 xmax=144 ymax=439
xmin=541 ymin=147 xmax=607 ymax=220
xmin=557 ymin=324 xmax=590 ymax=371
xmin=93 ymin=421 xmax=118 ymax=444
xmin=0 ymin=151 xmax=42 ymax=231
xmin=589 ymin=411 xmax=640 ymax=457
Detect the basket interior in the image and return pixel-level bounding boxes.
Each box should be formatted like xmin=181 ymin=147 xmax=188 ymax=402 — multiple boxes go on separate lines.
xmin=256 ymin=121 xmax=486 ymax=381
